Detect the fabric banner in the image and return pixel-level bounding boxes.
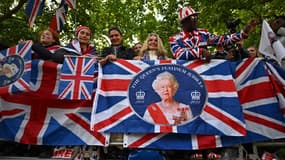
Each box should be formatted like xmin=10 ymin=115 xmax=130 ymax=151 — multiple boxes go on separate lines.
xmin=49 ymin=0 xmax=68 ymax=32
xmin=0 ymin=60 xmax=109 ymax=146
xmin=258 ymin=20 xmax=285 ymax=65
xmin=58 ymin=56 xmax=97 ymax=100
xmin=25 ymin=0 xmax=45 ymax=28
xmin=123 ymin=58 xmax=285 ymax=150
xmin=91 ymin=59 xmax=245 ymax=136
xmin=0 ymin=41 xmax=33 ymax=95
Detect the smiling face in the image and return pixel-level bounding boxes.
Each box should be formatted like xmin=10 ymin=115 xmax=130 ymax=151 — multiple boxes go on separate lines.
xmin=148 ymin=35 xmax=158 ymax=50
xmin=77 ymin=28 xmax=91 ymax=44
xmin=109 ymin=29 xmax=123 ymax=46
xmin=247 ymin=47 xmax=257 ymax=57
xmin=40 ymin=30 xmax=56 ymax=46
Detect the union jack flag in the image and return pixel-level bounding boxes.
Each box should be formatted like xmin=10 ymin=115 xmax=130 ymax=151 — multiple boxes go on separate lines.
xmin=123 ymin=58 xmax=285 ymax=150
xmin=64 ymin=0 xmax=76 ymax=9
xmin=58 ymin=56 xmax=97 ymax=100
xmin=25 ymin=0 xmax=45 ymax=28
xmin=0 ymin=41 xmax=33 ymax=95
xmin=49 ymin=0 xmax=68 ymax=32
xmin=91 ymin=59 xmax=245 ymax=136
xmin=0 ymin=60 xmax=109 ymax=146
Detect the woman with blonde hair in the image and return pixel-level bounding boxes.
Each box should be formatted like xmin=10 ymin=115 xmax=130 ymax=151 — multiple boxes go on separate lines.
xmin=139 ymin=33 xmax=168 ymax=60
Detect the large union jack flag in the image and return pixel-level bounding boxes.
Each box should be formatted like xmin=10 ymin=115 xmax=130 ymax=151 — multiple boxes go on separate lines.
xmin=49 ymin=0 xmax=68 ymax=32
xmin=58 ymin=56 xmax=97 ymax=100
xmin=25 ymin=0 xmax=45 ymax=28
xmin=0 ymin=60 xmax=109 ymax=146
xmin=123 ymin=58 xmax=285 ymax=150
xmin=91 ymin=59 xmax=245 ymax=136
xmin=0 ymin=41 xmax=33 ymax=95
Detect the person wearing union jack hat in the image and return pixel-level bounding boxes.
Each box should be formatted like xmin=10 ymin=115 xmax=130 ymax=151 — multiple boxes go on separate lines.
xmin=168 ymin=6 xmax=257 ymax=63
xmin=61 ymin=25 xmax=98 ymax=57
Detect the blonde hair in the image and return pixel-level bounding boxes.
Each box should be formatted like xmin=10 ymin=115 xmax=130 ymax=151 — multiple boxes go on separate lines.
xmin=139 ymin=33 xmax=167 ymax=57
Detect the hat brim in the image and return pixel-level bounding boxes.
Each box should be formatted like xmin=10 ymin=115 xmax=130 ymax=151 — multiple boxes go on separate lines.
xmin=179 ymin=12 xmax=200 ymax=23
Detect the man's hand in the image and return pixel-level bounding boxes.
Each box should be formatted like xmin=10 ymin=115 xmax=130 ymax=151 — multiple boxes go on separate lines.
xmin=243 ymin=19 xmax=258 ymax=35
xmin=99 ymin=54 xmax=117 ymax=66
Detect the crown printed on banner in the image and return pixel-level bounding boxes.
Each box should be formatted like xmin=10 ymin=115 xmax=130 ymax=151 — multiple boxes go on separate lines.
xmin=136 ymin=90 xmax=145 ymax=100
xmin=191 ymin=90 xmax=201 ymax=101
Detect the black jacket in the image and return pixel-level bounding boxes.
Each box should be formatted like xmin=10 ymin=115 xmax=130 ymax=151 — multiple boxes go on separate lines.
xmin=101 ymin=45 xmax=135 ymax=60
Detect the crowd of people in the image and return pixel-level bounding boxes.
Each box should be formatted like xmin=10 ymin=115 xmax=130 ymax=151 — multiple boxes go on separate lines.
xmin=16 ymin=5 xmax=285 ymax=70
xmin=26 ymin=6 xmax=261 ymax=67
xmin=1 ymin=5 xmax=285 ymax=160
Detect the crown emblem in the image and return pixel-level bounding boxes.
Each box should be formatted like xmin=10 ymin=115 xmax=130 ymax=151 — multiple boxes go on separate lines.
xmin=136 ymin=89 xmax=145 ymax=100
xmin=191 ymin=90 xmax=201 ymax=101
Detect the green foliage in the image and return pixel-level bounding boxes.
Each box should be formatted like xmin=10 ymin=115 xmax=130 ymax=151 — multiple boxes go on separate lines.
xmin=0 ymin=0 xmax=284 ymax=54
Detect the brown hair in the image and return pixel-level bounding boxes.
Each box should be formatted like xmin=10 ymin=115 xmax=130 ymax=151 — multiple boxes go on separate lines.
xmin=39 ymin=28 xmax=60 ymax=45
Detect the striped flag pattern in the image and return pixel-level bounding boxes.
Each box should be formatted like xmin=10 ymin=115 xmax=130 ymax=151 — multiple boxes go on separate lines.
xmin=123 ymin=58 xmax=285 ymax=150
xmin=25 ymin=0 xmax=45 ymax=28
xmin=91 ymin=59 xmax=245 ymax=136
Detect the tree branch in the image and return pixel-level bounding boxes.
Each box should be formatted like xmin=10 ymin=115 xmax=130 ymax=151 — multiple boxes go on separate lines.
xmin=0 ymin=0 xmax=27 ymax=23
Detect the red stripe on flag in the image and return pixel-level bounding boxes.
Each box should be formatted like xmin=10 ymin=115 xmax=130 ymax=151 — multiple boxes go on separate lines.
xmin=268 ymin=73 xmax=285 ymax=96
xmin=204 ymin=105 xmax=246 ymax=135
xmin=17 ymin=78 xmax=30 ymax=91
xmin=0 ymin=109 xmax=24 ymax=117
xmin=128 ymin=133 xmax=160 ymax=148
xmin=20 ymin=100 xmax=48 ymax=144
xmin=18 ymin=41 xmax=31 ymax=56
xmin=159 ymin=60 xmax=172 ymax=64
xmin=196 ymin=135 xmax=217 ymax=149
xmin=185 ymin=60 xmax=204 ymax=69
xmin=18 ymin=63 xmax=58 ymax=143
xmin=244 ymin=113 xmax=285 ymax=133
xmin=29 ymin=0 xmax=41 ymax=27
xmin=58 ymin=82 xmax=73 ymax=99
xmin=117 ymin=59 xmax=142 ymax=73
xmin=82 ymin=86 xmax=90 ymax=99
xmin=8 ymin=46 xmax=17 ymax=56
xmin=205 ymin=79 xmax=236 ymax=92
xmin=66 ymin=113 xmax=107 ymax=145
xmin=67 ymin=57 xmax=75 ymax=70
xmin=25 ymin=62 xmax=32 ymax=70
xmin=235 ymin=58 xmax=255 ymax=78
xmin=159 ymin=126 xmax=173 ymax=132
xmin=93 ymin=106 xmax=133 ymax=131
xmin=238 ymin=82 xmax=275 ymax=104
xmin=0 ymin=87 xmax=9 ymax=95
xmin=101 ymin=79 xmax=131 ymax=91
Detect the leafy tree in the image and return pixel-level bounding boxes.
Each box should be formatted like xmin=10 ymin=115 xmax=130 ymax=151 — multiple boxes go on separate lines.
xmin=0 ymin=0 xmax=284 ymax=56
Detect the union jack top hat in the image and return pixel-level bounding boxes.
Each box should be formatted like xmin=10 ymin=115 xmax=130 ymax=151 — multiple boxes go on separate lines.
xmin=178 ymin=6 xmax=200 ymax=22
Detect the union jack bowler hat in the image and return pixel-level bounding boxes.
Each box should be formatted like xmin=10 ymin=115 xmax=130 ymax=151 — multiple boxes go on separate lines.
xmin=178 ymin=6 xmax=199 ymax=22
